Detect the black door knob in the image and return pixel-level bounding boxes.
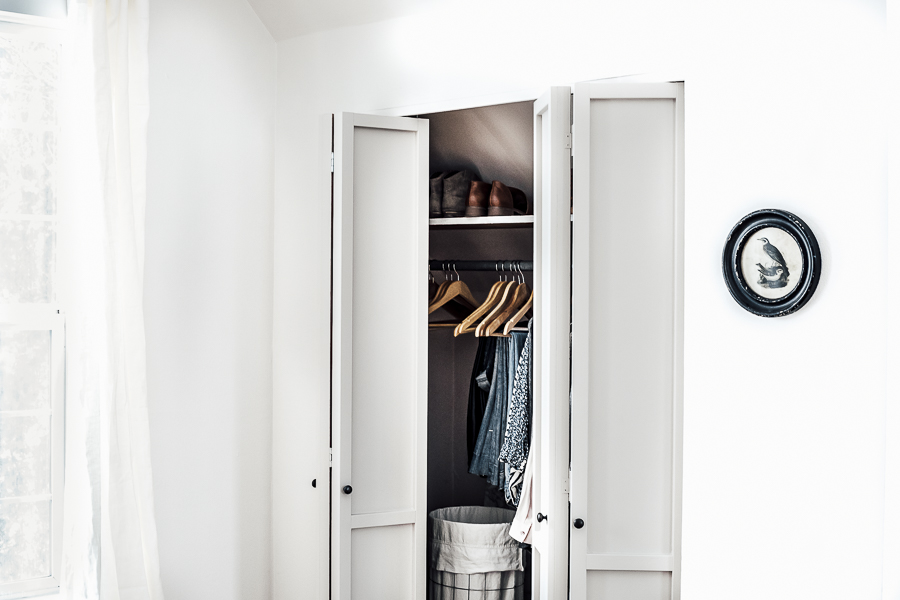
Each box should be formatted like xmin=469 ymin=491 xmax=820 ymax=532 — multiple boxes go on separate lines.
xmin=311 ymin=479 xmax=316 ymax=488
xmin=573 ymin=518 xmax=584 ymax=529
xmin=343 ymin=485 xmax=352 ymax=495
xmin=536 ymin=512 xmax=547 ymax=523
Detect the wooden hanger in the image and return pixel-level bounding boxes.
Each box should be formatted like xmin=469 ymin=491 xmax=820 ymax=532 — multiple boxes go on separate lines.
xmin=429 ymin=280 xmax=479 ymax=314
xmin=475 ymin=280 xmax=518 ymax=336
xmin=478 ymin=262 xmax=527 ymax=336
xmin=485 ymin=282 xmax=528 ymax=337
xmin=484 ymin=263 xmax=528 ymax=336
xmin=502 ymin=289 xmax=533 ymax=335
xmin=429 ymin=264 xmax=478 ymax=314
xmin=453 ymin=279 xmax=504 ymax=336
xmin=428 ymin=264 xmax=451 ymax=309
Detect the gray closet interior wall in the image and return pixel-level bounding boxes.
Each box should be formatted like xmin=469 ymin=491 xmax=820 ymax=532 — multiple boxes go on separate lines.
xmin=424 ymin=102 xmax=535 ymax=201
xmin=423 ymin=101 xmax=535 ymax=514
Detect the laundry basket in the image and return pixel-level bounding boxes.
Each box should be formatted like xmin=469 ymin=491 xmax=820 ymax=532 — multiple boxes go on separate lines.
xmin=429 ymin=506 xmax=524 ymax=600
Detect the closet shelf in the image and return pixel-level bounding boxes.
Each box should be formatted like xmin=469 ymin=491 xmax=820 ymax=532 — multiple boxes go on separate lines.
xmin=429 ymin=215 xmax=534 ymax=230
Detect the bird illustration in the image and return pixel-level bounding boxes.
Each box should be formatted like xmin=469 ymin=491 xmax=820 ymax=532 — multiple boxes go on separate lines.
xmin=758 ymin=238 xmax=789 ymax=276
xmin=755 ymin=263 xmax=783 ymax=278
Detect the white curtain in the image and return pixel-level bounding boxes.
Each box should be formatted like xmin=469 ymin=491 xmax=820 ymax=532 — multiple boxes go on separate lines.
xmin=58 ymin=0 xmax=164 ymax=598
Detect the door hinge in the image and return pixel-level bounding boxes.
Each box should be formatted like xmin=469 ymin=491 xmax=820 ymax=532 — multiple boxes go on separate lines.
xmin=565 ymin=133 xmax=572 ymax=150
xmin=329 ymin=448 xmax=333 ymax=465
xmin=330 ymin=152 xmax=334 ymax=173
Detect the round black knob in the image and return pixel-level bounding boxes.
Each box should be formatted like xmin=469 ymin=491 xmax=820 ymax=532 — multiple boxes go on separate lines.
xmin=573 ymin=518 xmax=584 ymax=529
xmin=536 ymin=512 xmax=546 ymax=523
xmin=343 ymin=485 xmax=353 ymax=495
xmin=311 ymin=479 xmax=316 ymax=488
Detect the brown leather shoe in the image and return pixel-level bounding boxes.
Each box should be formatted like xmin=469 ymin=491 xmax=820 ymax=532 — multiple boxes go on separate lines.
xmin=488 ymin=181 xmax=513 ymax=216
xmin=465 ymin=181 xmax=491 ymax=217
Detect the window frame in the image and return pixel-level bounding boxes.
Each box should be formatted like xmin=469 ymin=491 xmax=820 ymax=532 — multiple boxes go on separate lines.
xmin=0 ymin=309 xmax=65 ymax=600
xmin=0 ymin=0 xmax=66 ymax=22
xmin=0 ymin=16 xmax=68 ymax=599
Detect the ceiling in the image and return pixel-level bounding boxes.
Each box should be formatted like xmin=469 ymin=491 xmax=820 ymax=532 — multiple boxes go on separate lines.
xmin=246 ymin=0 xmax=439 ymax=41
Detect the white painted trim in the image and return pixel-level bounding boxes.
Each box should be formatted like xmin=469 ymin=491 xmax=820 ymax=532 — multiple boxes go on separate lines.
xmin=569 ymin=82 xmax=592 ymax=600
xmin=585 ymin=554 xmax=675 ymax=572
xmin=0 ymin=306 xmax=63 ymax=326
xmin=350 ymin=510 xmax=417 ymax=530
xmin=413 ymin=116 xmax=429 ymax=600
xmin=532 ymin=86 xmax=571 ymax=600
xmin=429 ymin=215 xmax=534 ymax=228
xmin=331 ymin=112 xmax=353 ymax=600
xmin=0 ymin=9 xmax=68 ymax=29
xmin=884 ymin=2 xmax=900 ymax=599
xmin=373 ymin=87 xmax=547 ymax=117
xmin=671 ymin=83 xmax=685 ymax=600
xmin=0 ymin=494 xmax=54 ymax=503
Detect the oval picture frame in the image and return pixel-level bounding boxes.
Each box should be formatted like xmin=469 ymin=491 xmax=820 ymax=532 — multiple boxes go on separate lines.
xmin=722 ymin=209 xmax=822 ymax=317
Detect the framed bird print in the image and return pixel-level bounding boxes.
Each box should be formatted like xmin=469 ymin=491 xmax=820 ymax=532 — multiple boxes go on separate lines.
xmin=722 ymin=209 xmax=822 ymax=317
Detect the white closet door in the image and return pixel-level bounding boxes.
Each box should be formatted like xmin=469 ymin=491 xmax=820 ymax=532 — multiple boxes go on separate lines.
xmin=332 ymin=113 xmax=429 ymax=600
xmin=531 ymin=86 xmax=571 ymax=600
xmin=570 ymin=83 xmax=685 ymax=600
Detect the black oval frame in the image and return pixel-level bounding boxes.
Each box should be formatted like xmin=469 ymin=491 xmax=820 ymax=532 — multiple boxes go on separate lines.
xmin=722 ymin=209 xmax=822 ymax=317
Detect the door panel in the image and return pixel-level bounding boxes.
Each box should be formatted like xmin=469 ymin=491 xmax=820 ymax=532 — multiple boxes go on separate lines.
xmin=350 ymin=525 xmax=415 ymax=600
xmin=587 ymin=571 xmax=673 ymax=599
xmin=570 ymin=84 xmax=684 ymax=600
xmin=532 ymin=86 xmax=571 ymax=600
xmin=332 ymin=113 xmax=429 ymax=600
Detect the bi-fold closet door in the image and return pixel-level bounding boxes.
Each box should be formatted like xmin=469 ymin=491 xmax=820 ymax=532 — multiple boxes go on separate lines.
xmin=330 ymin=82 xmax=684 ymax=600
xmin=569 ymin=82 xmax=685 ymax=600
xmin=330 ymin=89 xmax=572 ymax=600
xmin=331 ymin=113 xmax=430 ymax=600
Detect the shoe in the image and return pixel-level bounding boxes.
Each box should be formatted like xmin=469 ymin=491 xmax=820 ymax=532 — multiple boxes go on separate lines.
xmin=430 ymin=171 xmax=453 ymax=218
xmin=488 ymin=180 xmax=514 ymax=216
xmin=442 ymin=169 xmax=476 ymax=217
xmin=510 ymin=187 xmax=531 ymax=215
xmin=465 ymin=181 xmax=491 ymax=217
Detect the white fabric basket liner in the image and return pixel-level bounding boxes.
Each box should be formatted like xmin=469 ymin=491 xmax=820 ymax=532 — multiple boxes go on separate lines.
xmin=430 ymin=506 xmax=523 ymax=575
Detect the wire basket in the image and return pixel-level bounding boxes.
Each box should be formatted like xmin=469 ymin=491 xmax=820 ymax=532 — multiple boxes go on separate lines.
xmin=430 ymin=568 xmax=524 ymax=600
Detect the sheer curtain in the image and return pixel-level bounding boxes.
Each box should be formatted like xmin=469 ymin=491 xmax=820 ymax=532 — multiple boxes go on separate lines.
xmin=59 ymin=0 xmax=163 ymax=598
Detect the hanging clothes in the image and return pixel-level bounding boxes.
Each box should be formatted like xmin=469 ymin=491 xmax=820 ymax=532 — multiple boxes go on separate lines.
xmin=508 ymin=443 xmax=535 ymax=544
xmin=467 ymin=336 xmax=497 ymax=464
xmin=500 ymin=319 xmax=533 ymax=505
xmin=469 ymin=331 xmax=527 ymax=487
xmin=469 ymin=339 xmax=508 ymax=485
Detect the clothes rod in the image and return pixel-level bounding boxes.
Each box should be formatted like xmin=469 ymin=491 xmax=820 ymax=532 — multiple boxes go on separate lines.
xmin=429 ymin=260 xmax=533 ymax=272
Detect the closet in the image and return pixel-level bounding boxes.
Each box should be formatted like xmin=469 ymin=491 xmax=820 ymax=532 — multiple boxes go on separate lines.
xmin=330 ymin=83 xmax=684 ymax=600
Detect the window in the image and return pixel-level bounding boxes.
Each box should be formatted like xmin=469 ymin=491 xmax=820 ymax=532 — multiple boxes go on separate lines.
xmin=0 ymin=1 xmax=66 ymax=21
xmin=0 ymin=18 xmax=65 ymax=599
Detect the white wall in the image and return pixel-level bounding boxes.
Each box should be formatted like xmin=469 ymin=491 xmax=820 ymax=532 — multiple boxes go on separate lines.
xmin=273 ymin=1 xmax=888 ymax=599
xmin=145 ymin=1 xmax=276 ymax=599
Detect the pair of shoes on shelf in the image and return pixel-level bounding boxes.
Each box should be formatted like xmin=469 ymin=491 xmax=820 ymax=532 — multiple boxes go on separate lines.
xmin=465 ymin=180 xmax=531 ymax=217
xmin=431 ymin=171 xmax=532 ymax=218
xmin=430 ymin=169 xmax=477 ymax=218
